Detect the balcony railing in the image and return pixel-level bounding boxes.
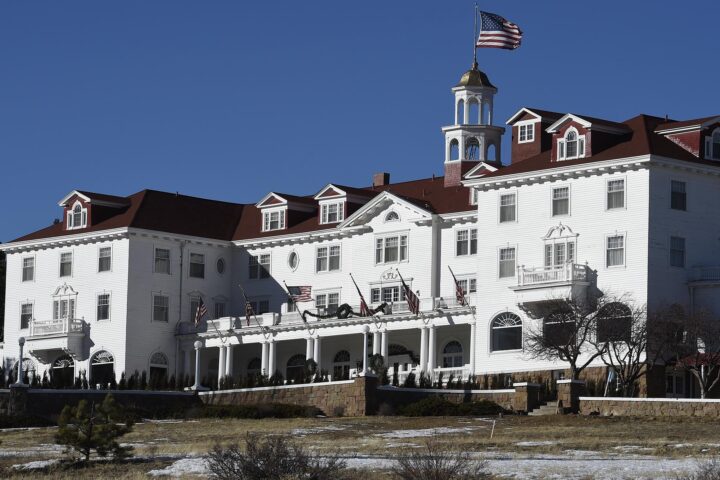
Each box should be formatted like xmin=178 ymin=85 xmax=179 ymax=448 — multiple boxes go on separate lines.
xmin=29 ymin=317 xmax=85 ymax=337
xmin=690 ymin=267 xmax=720 ymax=283
xmin=517 ymin=263 xmax=589 ymax=287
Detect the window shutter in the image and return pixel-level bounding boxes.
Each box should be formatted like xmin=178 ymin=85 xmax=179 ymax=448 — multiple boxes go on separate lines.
xmin=558 ymin=140 xmax=565 ymax=160
xmin=706 ymin=137 xmax=712 ymax=158
xmin=579 ymin=136 xmax=585 ymax=157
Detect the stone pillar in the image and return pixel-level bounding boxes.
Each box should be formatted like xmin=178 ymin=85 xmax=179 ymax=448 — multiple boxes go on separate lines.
xmin=469 ymin=322 xmax=477 ymax=374
xmin=261 ymin=342 xmax=268 ymax=375
xmin=225 ymin=345 xmax=234 ymax=378
xmin=381 ymin=329 xmax=389 ymax=366
xmin=313 ymin=336 xmax=322 ymax=371
xmin=361 ymin=327 xmax=369 ymax=374
xmin=217 ymin=346 xmax=226 ymax=384
xmin=419 ymin=327 xmax=428 ymax=373
xmin=427 ymin=325 xmax=437 ymax=374
xmin=513 ymin=382 xmax=542 ymax=413
xmin=14 ymin=337 xmax=26 ymax=386
xmin=557 ymin=379 xmax=586 ymax=414
xmin=306 ymin=337 xmax=314 ymax=362
xmin=268 ymin=340 xmax=277 ymax=378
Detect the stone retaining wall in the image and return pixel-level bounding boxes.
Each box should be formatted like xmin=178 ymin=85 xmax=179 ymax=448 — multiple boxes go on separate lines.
xmin=375 ymin=385 xmax=516 ymax=413
xmin=580 ymin=397 xmax=720 ymax=417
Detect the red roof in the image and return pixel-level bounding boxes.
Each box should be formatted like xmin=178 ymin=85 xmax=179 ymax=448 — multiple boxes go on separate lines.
xmin=655 ymin=116 xmax=719 ymax=132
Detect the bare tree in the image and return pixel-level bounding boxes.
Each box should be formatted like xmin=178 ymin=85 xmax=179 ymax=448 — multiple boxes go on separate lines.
xmin=669 ymin=309 xmax=720 ymax=399
xmin=523 ymin=297 xmax=605 ymax=380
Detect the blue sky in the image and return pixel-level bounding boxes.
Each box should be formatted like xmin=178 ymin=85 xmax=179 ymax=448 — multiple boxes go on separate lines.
xmin=1 ymin=1 xmax=717 ymax=242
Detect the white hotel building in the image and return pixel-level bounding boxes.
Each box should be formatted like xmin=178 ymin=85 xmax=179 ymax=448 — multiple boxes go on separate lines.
xmin=2 ymin=62 xmax=720 ymax=397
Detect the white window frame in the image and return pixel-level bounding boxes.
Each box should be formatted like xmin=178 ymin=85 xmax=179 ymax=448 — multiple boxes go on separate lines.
xmin=706 ymin=128 xmax=720 ymax=160
xmin=606 ymin=177 xmax=626 ymax=211
xmin=557 ymin=127 xmax=586 ymax=161
xmin=67 ymin=201 xmax=88 ymax=230
xmin=455 ymin=228 xmax=478 ymax=257
xmin=375 ymin=232 xmax=409 ymax=265
xmin=262 ymin=207 xmax=286 ymax=232
xmin=551 ymin=185 xmax=571 ymax=217
xmin=188 ymin=252 xmax=205 ymax=279
xmin=98 ymin=245 xmax=112 ymax=273
xmin=543 ymin=239 xmax=576 ymax=269
xmin=669 ymin=235 xmax=686 ymax=269
xmin=606 ymin=233 xmax=626 ymax=268
xmin=315 ymin=290 xmax=340 ymax=315
xmin=498 ymin=245 xmax=517 ymax=279
xmin=498 ymin=191 xmax=517 ymax=223
xmin=248 ymin=253 xmax=271 ymax=279
xmin=517 ymin=121 xmax=535 ymax=143
xmin=287 ymin=250 xmax=300 ymax=271
xmin=370 ymin=286 xmax=401 ymax=303
xmin=22 ymin=256 xmax=35 ymax=282
xmin=315 ymin=244 xmax=341 ymax=273
xmin=20 ymin=301 xmax=34 ymax=330
xmin=456 ymin=276 xmax=477 ymax=295
xmin=320 ymin=201 xmax=345 ymax=224
xmin=96 ymin=292 xmax=111 ymax=321
xmin=154 ymin=247 xmax=171 ymax=274
xmin=59 ymin=251 xmax=73 ymax=278
xmin=670 ymin=179 xmax=687 ymax=211
xmin=214 ymin=301 xmax=226 ymax=319
xmin=469 ymin=188 xmax=479 ymax=206
xmin=152 ymin=294 xmax=170 ymax=323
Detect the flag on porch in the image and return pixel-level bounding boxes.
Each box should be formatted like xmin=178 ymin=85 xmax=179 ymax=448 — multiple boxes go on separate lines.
xmin=287 ymin=285 xmax=312 ymax=303
xmin=476 ymin=11 xmax=523 ymax=50
xmin=397 ymin=269 xmax=420 ymax=316
xmin=245 ymin=300 xmax=255 ymax=327
xmin=448 ymin=266 xmax=468 ymax=307
xmin=350 ymin=274 xmax=371 ymax=317
xmin=194 ymin=297 xmax=207 ymax=326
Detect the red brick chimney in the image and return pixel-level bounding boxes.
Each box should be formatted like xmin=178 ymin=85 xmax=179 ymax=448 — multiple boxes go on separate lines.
xmin=373 ymin=172 xmax=390 ymax=187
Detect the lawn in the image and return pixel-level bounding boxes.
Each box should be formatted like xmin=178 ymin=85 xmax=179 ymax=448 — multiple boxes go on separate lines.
xmin=1 ymin=414 xmax=719 ymax=479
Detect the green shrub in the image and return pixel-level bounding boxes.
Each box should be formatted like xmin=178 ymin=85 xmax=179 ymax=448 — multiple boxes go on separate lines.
xmin=397 ymin=396 xmax=504 ymax=417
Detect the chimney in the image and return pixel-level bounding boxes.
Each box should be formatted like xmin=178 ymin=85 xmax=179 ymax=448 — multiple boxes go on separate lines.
xmin=373 ymin=172 xmax=390 ymax=187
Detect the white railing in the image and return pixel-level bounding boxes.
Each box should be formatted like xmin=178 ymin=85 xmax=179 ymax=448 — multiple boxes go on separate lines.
xmin=690 ymin=267 xmax=720 ymax=282
xmin=29 ymin=317 xmax=84 ymax=337
xmin=433 ymin=366 xmax=469 ymax=382
xmin=517 ymin=263 xmax=589 ymax=287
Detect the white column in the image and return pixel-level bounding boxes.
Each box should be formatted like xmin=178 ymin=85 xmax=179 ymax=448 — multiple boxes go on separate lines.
xmin=191 ymin=340 xmax=204 ymax=390
xmin=469 ymin=322 xmax=477 ymax=375
xmin=268 ymin=340 xmax=276 ymax=377
xmin=225 ymin=345 xmax=234 ymax=378
xmin=306 ymin=337 xmax=314 ymax=361
xmin=361 ymin=327 xmax=369 ymax=374
xmin=372 ymin=331 xmax=381 ymax=356
xmin=381 ymin=329 xmax=389 ymax=366
xmin=261 ymin=342 xmax=268 ymax=376
xmin=313 ymin=336 xmax=322 ymax=371
xmin=14 ymin=337 xmax=26 ymax=386
xmin=463 ymin=96 xmax=469 ymax=124
xmin=419 ymin=327 xmax=428 ymax=373
xmin=217 ymin=346 xmax=226 ymax=384
xmin=428 ymin=325 xmax=436 ymax=374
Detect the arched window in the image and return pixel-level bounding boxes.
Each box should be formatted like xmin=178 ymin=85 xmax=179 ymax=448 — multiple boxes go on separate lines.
xmin=465 ymin=137 xmax=480 ymax=160
xmin=333 ymin=350 xmax=351 ymax=380
xmin=708 ymin=128 xmax=720 ymax=160
xmin=486 ymin=143 xmax=497 ymax=162
xmin=385 ymin=211 xmax=400 ymax=222
xmin=442 ymin=341 xmax=463 ymax=368
xmin=286 ymin=354 xmax=306 ymax=382
xmin=149 ymin=352 xmax=169 ymax=383
xmin=247 ymin=357 xmax=261 ymax=376
xmin=51 ymin=354 xmax=75 ymax=388
xmin=456 ymin=99 xmax=465 ymax=125
xmin=12 ymin=358 xmax=36 ymax=384
xmin=449 ymin=139 xmax=459 ymax=161
xmin=558 ymin=128 xmax=585 ymax=160
xmin=491 ymin=313 xmax=523 ymax=351
xmin=467 ymin=97 xmax=480 ymax=124
xmin=90 ymin=350 xmax=115 ymax=387
xmin=597 ymin=303 xmax=632 ymax=343
xmin=68 ymin=202 xmax=87 ymax=229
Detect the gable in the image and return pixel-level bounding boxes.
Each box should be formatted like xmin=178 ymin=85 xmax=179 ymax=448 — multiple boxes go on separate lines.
xmin=339 ymin=192 xmax=431 ymax=228
xmin=256 ymin=193 xmax=287 ymax=208
xmin=314 ymin=185 xmax=346 ymax=200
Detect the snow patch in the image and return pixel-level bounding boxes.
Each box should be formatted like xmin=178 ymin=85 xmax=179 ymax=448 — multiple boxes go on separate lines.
xmin=147 ymin=456 xmax=209 ymax=477
xmin=515 ymin=441 xmax=558 ymax=447
xmin=376 ymin=427 xmax=478 ymax=438
xmin=12 ymin=459 xmax=60 ymax=471
xmin=291 ymin=425 xmax=349 ymax=436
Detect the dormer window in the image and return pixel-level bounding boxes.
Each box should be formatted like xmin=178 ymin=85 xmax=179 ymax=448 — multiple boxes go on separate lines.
xmin=557 ymin=128 xmax=585 ymax=160
xmin=706 ymin=128 xmax=720 ymax=160
xmin=67 ymin=202 xmax=87 ymax=229
xmin=262 ymin=209 xmax=286 ymax=232
xmin=320 ymin=202 xmax=344 ymax=224
xmin=518 ymin=123 xmax=534 ymax=143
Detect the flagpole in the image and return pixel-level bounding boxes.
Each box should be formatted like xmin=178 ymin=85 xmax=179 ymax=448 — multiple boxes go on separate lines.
xmin=238 ymin=283 xmax=268 ymax=333
xmin=473 ymin=4 xmax=478 ymax=69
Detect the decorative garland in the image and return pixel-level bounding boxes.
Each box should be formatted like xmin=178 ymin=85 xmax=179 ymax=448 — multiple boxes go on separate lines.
xmin=301 ymin=302 xmax=388 ymax=322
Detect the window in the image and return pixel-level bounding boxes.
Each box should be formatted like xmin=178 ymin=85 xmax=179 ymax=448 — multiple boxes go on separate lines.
xmin=316 ymin=292 xmax=340 ymax=315
xmin=469 ymin=188 xmax=479 ymax=206
xmin=153 ymin=295 xmax=169 ymax=322
xmin=98 ymin=247 xmax=112 ymax=272
xmin=249 ymin=300 xmax=270 ymax=314
xmin=670 ymin=236 xmax=686 ymax=268
xmin=385 ymin=211 xmax=400 ymax=222
xmin=288 ymin=251 xmax=299 ymax=270
xmin=371 ymin=286 xmax=400 ymax=303
xmin=518 ymin=123 xmax=534 ymax=143
xmin=262 ymin=209 xmax=285 ymax=231
xmin=442 ymin=341 xmax=464 ymax=368
xmin=67 ymin=203 xmax=87 ymax=229
xmin=53 ymin=298 xmax=75 ymax=320
xmin=316 ymin=245 xmax=340 ymax=272
xmin=320 ymin=202 xmax=344 ymax=224
xmin=20 ymin=303 xmax=33 ymax=329
xmin=22 ymin=257 xmax=34 ymax=282
xmin=597 ymin=303 xmax=631 ymax=343
xmin=154 ymin=248 xmax=170 ymax=274
xmin=215 ymin=302 xmax=226 ymax=318
xmin=59 ymin=252 xmax=73 ymax=277
xmin=606 ymin=235 xmax=625 ymax=267
xmin=706 ymin=129 xmax=720 ymax=160
xmin=544 ymin=241 xmax=575 ymax=268
xmin=149 ymin=352 xmax=169 ymax=383
xmin=248 ymin=254 xmax=270 ymax=279
xmin=97 ymin=293 xmax=110 ymax=321
xmin=557 ymin=128 xmax=585 ymax=160
xmin=544 ymin=310 xmax=574 ymax=345
xmin=491 ymin=313 xmax=523 ymax=351
xmin=375 ymin=234 xmax=408 ymax=264
xmin=607 ymin=179 xmax=625 ymax=209
xmin=671 ymin=180 xmax=687 ymax=211
xmin=457 ymin=278 xmax=477 ymax=295
xmin=456 ymin=229 xmax=478 ymax=256
xmin=333 ymin=350 xmax=351 ymax=380
xmin=498 ymin=247 xmax=516 ymax=278
xmin=189 ymin=253 xmax=205 ymax=278
xmin=552 ymin=187 xmax=570 ymax=216
xmin=216 ymin=258 xmax=226 ymax=275
xmin=499 ymin=193 xmax=516 ymax=222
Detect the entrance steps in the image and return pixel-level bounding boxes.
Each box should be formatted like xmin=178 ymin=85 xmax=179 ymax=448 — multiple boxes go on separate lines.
xmin=528 ymin=402 xmax=560 ymax=416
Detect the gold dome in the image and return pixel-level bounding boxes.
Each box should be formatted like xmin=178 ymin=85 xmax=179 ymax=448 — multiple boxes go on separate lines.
xmin=456 ymin=63 xmax=495 ymax=88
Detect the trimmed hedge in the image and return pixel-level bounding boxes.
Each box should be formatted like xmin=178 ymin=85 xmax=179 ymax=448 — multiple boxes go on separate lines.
xmin=397 ymin=396 xmax=504 ymax=417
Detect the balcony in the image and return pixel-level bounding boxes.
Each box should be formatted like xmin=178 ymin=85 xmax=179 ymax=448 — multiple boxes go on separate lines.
xmin=26 ymin=317 xmax=88 ymax=362
xmin=511 ymin=263 xmax=594 ymax=311
xmin=689 ymin=267 xmax=720 ymax=284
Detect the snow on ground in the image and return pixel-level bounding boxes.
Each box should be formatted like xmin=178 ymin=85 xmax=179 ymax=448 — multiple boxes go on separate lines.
xmin=515 ymin=441 xmax=559 ymax=447
xmin=147 ymin=456 xmax=209 ymax=477
xmin=375 ymin=426 xmax=479 ymax=438
xmin=12 ymin=459 xmax=60 ymax=470
xmin=291 ymin=424 xmax=350 ymax=436
xmin=0 ymin=443 xmax=65 ymax=458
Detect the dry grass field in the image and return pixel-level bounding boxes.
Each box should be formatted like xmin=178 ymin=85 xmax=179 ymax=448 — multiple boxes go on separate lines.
xmin=2 ymin=414 xmax=720 ymax=479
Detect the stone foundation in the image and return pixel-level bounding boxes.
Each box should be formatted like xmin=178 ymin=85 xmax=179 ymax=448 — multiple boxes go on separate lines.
xmin=580 ymin=397 xmax=720 ymax=417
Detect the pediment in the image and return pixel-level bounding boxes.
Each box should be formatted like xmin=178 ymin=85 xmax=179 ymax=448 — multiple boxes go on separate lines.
xmin=338 ymin=192 xmax=431 ymax=228
xmin=53 ymin=283 xmax=78 ymax=296
xmin=256 ymin=192 xmax=287 ymax=208
xmin=58 ymin=190 xmax=91 ymax=207
xmin=464 ymin=161 xmax=499 ymax=179
xmin=314 ymin=184 xmax=346 ymax=200
xmin=542 ymin=223 xmax=578 ymax=240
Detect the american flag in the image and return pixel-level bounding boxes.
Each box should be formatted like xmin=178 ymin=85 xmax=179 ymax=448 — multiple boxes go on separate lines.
xmin=397 ymin=270 xmax=420 ymax=316
xmin=476 ymin=11 xmax=522 ymax=50
xmin=448 ymin=267 xmax=468 ymax=307
xmin=287 ymin=285 xmax=312 ymax=302
xmin=350 ymin=274 xmax=371 ymax=317
xmin=194 ymin=298 xmax=207 ymax=326
xmin=245 ymin=300 xmax=255 ymax=327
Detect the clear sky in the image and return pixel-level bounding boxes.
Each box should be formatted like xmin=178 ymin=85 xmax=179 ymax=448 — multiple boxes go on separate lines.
xmin=1 ymin=1 xmax=717 ymax=242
